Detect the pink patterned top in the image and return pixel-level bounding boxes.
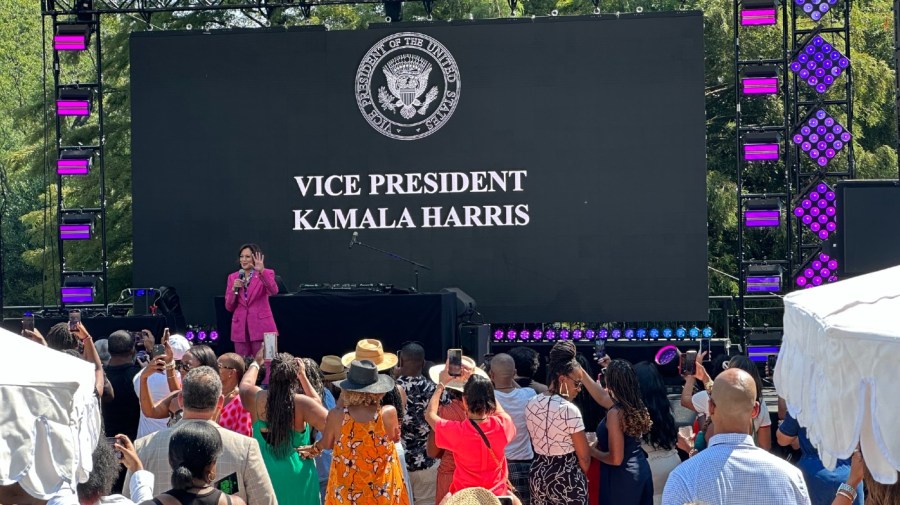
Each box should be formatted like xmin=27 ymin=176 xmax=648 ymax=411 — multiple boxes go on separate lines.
xmin=218 ymin=394 xmax=252 ymax=437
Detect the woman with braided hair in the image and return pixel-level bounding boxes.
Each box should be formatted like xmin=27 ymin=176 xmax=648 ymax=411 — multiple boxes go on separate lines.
xmin=594 ymin=359 xmax=653 ymax=505
xmin=239 ymin=350 xmax=328 ymax=505
xmin=524 ymin=341 xmax=613 ymax=505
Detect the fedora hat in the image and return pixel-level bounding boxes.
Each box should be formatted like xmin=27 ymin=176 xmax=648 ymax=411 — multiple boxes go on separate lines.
xmin=319 ymin=355 xmax=347 ymax=381
xmin=335 ymin=360 xmax=395 ymax=394
xmin=441 ymin=487 xmax=501 ymax=505
xmin=341 ymin=339 xmax=398 ymax=371
xmin=428 ymin=355 xmax=489 ymax=393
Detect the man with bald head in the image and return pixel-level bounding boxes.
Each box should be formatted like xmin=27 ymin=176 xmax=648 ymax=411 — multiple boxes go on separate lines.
xmin=662 ymin=368 xmax=811 ymax=505
xmin=490 ymin=353 xmax=536 ymax=504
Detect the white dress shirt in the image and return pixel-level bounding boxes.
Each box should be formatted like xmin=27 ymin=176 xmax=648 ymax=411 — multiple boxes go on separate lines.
xmin=662 ymin=433 xmax=811 ymax=505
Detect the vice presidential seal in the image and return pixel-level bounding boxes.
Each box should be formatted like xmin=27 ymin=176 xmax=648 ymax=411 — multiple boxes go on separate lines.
xmin=356 ymin=32 xmax=461 ymax=141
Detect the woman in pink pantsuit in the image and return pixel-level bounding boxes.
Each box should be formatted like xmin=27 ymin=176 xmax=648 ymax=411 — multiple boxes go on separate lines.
xmin=225 ymin=244 xmax=279 ymax=356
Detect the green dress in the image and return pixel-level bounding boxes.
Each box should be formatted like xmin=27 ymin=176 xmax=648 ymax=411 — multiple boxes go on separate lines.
xmin=252 ymin=419 xmax=319 ymax=505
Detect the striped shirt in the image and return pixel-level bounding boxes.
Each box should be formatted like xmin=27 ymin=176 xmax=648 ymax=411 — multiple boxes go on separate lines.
xmin=662 ymin=433 xmax=811 ymax=505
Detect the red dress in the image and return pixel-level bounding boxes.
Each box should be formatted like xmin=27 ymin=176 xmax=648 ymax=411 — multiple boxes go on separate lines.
xmin=218 ymin=394 xmax=252 ymax=437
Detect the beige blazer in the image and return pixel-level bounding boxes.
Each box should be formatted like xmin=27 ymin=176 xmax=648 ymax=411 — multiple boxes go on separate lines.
xmin=124 ymin=419 xmax=276 ymax=505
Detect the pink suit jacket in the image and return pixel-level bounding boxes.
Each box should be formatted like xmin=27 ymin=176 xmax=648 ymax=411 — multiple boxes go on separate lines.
xmin=224 ymin=268 xmax=279 ymax=343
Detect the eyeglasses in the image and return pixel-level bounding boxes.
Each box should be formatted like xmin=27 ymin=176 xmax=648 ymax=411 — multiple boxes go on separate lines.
xmin=178 ymin=362 xmax=191 ymax=372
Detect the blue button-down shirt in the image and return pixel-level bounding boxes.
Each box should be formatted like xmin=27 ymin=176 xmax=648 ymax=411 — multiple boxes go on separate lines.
xmin=662 ymin=433 xmax=811 ymax=505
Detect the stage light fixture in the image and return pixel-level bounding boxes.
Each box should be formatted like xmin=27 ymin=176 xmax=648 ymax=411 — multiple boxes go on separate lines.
xmin=795 ymin=251 xmax=838 ymax=288
xmin=792 ymin=109 xmax=850 ymax=168
xmin=493 ymin=329 xmax=503 ymax=341
xmin=198 ymin=330 xmax=208 ymax=341
xmin=57 ymin=88 xmax=92 ymax=117
xmin=506 ymin=330 xmax=517 ymax=340
xmin=57 ymin=149 xmax=94 ymax=175
xmin=62 ymin=275 xmax=96 ymax=304
xmin=676 ymin=327 xmax=687 ymax=339
xmin=573 ymin=329 xmax=584 ymax=340
xmin=585 ymin=329 xmax=596 ymax=340
xmin=740 ymin=65 xmax=779 ymax=95
xmin=743 ymin=132 xmax=781 ymax=161
xmin=625 ymin=328 xmax=636 ymax=340
xmin=611 ymin=329 xmax=622 ymax=340
xmin=598 ymin=328 xmax=609 ymax=340
xmin=60 ymin=212 xmax=95 ymax=240
xmin=702 ymin=326 xmax=714 ymax=338
xmin=743 ymin=198 xmax=782 ymax=228
xmin=796 ymin=0 xmax=838 ymax=22
xmin=740 ymin=0 xmax=777 ymax=26
xmin=746 ymin=264 xmax=783 ymax=293
xmin=793 ymin=181 xmax=837 ymax=240
xmin=789 ymin=34 xmax=849 ymax=94
xmin=748 ymin=345 xmax=780 ymax=362
xmin=636 ymin=328 xmax=648 ymax=340
xmin=546 ymin=329 xmax=556 ymax=340
xmin=209 ymin=330 xmax=219 ymax=341
xmin=662 ymin=328 xmax=674 ymax=339
xmin=559 ymin=329 xmax=570 ymax=340
xmin=649 ymin=328 xmax=660 ymax=339
xmin=532 ymin=329 xmax=543 ymax=340
xmin=54 ymin=24 xmax=91 ymax=51
xmin=519 ymin=329 xmax=530 ymax=340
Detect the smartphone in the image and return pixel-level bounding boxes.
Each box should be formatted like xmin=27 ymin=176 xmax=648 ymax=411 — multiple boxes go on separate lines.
xmin=132 ymin=331 xmax=146 ymax=352
xmin=594 ymin=339 xmax=607 ymax=360
xmin=151 ymin=344 xmax=166 ymax=358
xmin=447 ymin=348 xmax=462 ymax=377
xmin=22 ymin=313 xmax=35 ymax=332
xmin=263 ymin=332 xmax=278 ymax=360
xmin=106 ymin=437 xmax=122 ymax=459
xmin=682 ymin=350 xmax=698 ymax=376
xmin=68 ymin=310 xmax=81 ymax=331
xmin=215 ymin=473 xmax=240 ymax=495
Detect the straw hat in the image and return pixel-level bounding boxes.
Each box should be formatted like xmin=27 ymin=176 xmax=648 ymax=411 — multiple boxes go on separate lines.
xmin=441 ymin=487 xmax=501 ymax=505
xmin=340 ymin=339 xmax=398 ymax=371
xmin=428 ymin=355 xmax=489 ymax=393
xmin=319 ymin=355 xmax=347 ymax=381
xmin=335 ymin=360 xmax=395 ymax=394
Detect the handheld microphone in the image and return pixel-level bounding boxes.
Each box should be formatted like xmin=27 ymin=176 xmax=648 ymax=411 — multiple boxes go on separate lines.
xmin=349 ymin=231 xmax=358 ymax=249
xmin=235 ymin=271 xmax=245 ymax=296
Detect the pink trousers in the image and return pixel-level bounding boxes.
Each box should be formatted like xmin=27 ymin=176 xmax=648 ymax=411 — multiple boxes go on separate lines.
xmin=233 ymin=340 xmax=263 ymax=357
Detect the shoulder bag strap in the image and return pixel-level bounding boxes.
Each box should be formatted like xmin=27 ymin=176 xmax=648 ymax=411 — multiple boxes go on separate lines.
xmin=469 ymin=419 xmax=517 ymax=498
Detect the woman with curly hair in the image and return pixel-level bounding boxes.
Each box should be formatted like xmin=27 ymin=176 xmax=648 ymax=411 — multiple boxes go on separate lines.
xmin=239 ymin=351 xmax=328 ymax=505
xmin=595 ymin=359 xmax=654 ymax=505
xmin=524 ymin=341 xmax=613 ymax=505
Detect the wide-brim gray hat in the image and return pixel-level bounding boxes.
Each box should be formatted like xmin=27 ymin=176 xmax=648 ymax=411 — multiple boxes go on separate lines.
xmin=335 ymin=359 xmax=395 ymax=394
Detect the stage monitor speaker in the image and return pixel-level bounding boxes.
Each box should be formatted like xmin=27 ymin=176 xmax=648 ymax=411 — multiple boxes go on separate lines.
xmin=459 ymin=324 xmax=490 ymax=363
xmin=440 ymin=287 xmax=477 ymax=320
xmin=155 ymin=286 xmax=187 ymax=334
xmin=132 ymin=289 xmax=153 ymax=316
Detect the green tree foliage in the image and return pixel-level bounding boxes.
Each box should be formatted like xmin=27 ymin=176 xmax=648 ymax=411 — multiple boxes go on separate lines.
xmin=0 ymin=0 xmax=896 ymax=310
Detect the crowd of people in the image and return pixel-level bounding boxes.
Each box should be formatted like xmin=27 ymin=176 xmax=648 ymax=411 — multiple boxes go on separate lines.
xmin=3 ymin=319 xmax=899 ymax=505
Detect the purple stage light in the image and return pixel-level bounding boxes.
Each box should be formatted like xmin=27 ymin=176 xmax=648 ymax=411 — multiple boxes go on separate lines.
xmin=793 ymin=181 xmax=837 ymax=239
xmin=740 ymin=65 xmax=779 ymax=95
xmin=743 ymin=198 xmax=782 ymax=228
xmin=598 ymin=328 xmax=609 ymax=340
xmin=624 ymin=328 xmax=636 ymax=340
xmin=54 ymin=24 xmax=90 ymax=51
xmin=743 ymin=132 xmax=781 ymax=161
xmin=573 ymin=329 xmax=584 ymax=340
xmin=791 ymin=110 xmax=849 ymax=168
xmin=795 ymin=0 xmax=839 ymax=22
xmin=57 ymin=89 xmax=92 ymax=117
xmin=746 ymin=263 xmax=783 ymax=293
xmin=60 ymin=224 xmax=91 ymax=240
xmin=57 ymin=158 xmax=90 ymax=175
xmin=198 ymin=331 xmax=208 ymax=341
xmin=611 ymin=329 xmax=622 ymax=340
xmin=789 ymin=34 xmax=848 ymax=94
xmin=532 ymin=329 xmax=543 ymax=340
xmin=545 ymin=329 xmax=556 ymax=340
xmin=559 ymin=329 xmax=570 ymax=340
xmin=61 ymin=287 xmax=93 ymax=304
xmin=186 ymin=330 xmax=196 ymax=341
xmin=506 ymin=330 xmax=517 ymax=340
xmin=209 ymin=330 xmax=219 ymax=341
xmin=519 ymin=329 xmax=530 ymax=340
xmin=740 ymin=0 xmax=777 ymax=25
xmin=493 ymin=329 xmax=503 ymax=341
xmin=795 ymin=251 xmax=839 ymax=288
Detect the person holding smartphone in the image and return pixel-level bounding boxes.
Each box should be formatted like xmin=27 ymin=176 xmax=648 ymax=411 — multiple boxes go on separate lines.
xmin=224 ymin=243 xmax=279 ymax=357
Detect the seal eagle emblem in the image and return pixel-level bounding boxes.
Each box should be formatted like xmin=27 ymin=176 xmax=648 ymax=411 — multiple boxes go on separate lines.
xmin=356 ymin=32 xmax=461 ymax=140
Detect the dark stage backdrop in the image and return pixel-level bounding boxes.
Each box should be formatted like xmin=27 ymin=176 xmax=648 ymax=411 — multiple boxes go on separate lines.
xmin=836 ymin=180 xmax=900 ymax=276
xmin=131 ymin=14 xmax=707 ymax=325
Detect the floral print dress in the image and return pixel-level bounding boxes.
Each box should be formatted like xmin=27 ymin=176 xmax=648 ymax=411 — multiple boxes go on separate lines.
xmin=324 ymin=407 xmax=410 ymax=505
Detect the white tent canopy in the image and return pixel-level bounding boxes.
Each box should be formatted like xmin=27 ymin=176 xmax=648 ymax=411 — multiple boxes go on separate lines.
xmin=0 ymin=328 xmax=101 ymax=499
xmin=776 ymin=264 xmax=900 ymax=484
